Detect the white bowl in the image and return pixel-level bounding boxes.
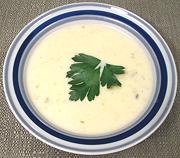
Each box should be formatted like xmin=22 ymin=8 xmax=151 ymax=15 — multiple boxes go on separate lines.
xmin=3 ymin=2 xmax=177 ymax=155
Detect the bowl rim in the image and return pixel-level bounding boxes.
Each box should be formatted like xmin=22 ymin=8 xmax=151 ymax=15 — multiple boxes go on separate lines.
xmin=3 ymin=2 xmax=178 ymax=155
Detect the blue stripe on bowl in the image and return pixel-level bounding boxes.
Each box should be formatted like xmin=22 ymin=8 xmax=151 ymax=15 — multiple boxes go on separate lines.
xmin=13 ymin=10 xmax=167 ymax=145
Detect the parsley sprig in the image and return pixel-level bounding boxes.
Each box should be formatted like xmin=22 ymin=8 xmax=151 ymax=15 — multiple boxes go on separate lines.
xmin=67 ymin=53 xmax=125 ymax=101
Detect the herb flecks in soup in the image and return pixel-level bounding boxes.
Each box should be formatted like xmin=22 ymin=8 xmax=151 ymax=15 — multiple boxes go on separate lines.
xmin=67 ymin=53 xmax=125 ymax=101
xmin=25 ymin=21 xmax=155 ymax=136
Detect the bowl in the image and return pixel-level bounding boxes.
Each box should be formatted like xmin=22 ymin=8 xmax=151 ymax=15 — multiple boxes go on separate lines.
xmin=3 ymin=2 xmax=177 ymax=155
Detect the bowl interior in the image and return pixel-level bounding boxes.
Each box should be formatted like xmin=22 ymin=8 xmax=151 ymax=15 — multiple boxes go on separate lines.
xmin=18 ymin=15 xmax=160 ymax=138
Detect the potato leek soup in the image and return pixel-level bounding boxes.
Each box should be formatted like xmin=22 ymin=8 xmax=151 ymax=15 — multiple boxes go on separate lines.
xmin=24 ymin=21 xmax=155 ymax=136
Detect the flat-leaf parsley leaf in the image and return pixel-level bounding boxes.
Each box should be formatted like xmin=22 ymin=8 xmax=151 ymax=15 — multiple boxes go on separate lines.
xmin=67 ymin=53 xmax=125 ymax=101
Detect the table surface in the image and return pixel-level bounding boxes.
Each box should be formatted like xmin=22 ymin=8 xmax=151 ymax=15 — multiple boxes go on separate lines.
xmin=0 ymin=0 xmax=179 ymax=157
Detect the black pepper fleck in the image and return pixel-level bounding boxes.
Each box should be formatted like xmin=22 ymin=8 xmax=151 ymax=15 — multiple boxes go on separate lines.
xmin=44 ymin=97 xmax=49 ymax=103
xmin=135 ymin=94 xmax=139 ymax=99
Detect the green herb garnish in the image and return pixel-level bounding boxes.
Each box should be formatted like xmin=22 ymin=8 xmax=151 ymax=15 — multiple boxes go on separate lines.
xmin=67 ymin=53 xmax=125 ymax=101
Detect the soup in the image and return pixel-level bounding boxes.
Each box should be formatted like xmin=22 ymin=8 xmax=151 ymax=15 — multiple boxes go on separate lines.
xmin=24 ymin=21 xmax=155 ymax=136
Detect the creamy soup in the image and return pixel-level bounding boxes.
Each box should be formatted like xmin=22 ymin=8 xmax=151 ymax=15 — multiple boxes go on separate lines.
xmin=24 ymin=21 xmax=155 ymax=136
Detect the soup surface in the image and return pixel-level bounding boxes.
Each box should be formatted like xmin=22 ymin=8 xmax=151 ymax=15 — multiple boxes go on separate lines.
xmin=25 ymin=20 xmax=155 ymax=136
